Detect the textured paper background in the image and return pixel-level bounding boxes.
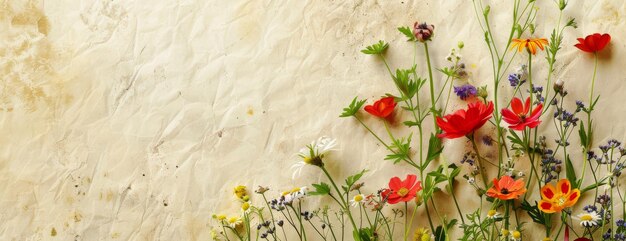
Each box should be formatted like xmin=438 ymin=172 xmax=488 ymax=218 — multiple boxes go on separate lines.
xmin=1 ymin=0 xmax=625 ymax=240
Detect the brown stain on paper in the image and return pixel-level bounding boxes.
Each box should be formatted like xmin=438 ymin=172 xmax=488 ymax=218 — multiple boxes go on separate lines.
xmin=1 ymin=1 xmax=73 ymax=113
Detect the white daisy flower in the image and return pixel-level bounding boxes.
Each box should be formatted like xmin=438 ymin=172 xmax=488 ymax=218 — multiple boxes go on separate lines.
xmin=281 ymin=186 xmax=308 ymax=204
xmin=292 ymin=136 xmax=337 ymax=179
xmin=350 ymin=194 xmax=366 ymax=207
xmin=575 ymin=211 xmax=601 ymax=227
xmin=227 ymin=216 xmax=243 ymax=228
xmin=486 ymin=209 xmax=501 ymax=219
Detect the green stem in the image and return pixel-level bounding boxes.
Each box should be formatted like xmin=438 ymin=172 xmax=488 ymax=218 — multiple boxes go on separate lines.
xmin=470 ymin=134 xmax=490 ymax=189
xmin=424 ymin=42 xmax=439 ymax=132
xmin=581 ymin=54 xmax=598 ymax=183
xmin=320 ymin=166 xmax=358 ymax=235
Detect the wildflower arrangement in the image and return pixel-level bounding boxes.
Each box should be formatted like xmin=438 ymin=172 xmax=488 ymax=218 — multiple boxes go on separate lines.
xmin=211 ymin=1 xmax=624 ymax=240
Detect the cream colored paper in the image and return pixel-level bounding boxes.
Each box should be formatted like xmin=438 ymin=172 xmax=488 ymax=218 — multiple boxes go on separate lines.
xmin=1 ymin=0 xmax=625 ymax=240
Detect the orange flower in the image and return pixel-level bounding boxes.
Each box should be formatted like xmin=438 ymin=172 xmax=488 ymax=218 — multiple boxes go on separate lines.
xmin=538 ymin=179 xmax=581 ymax=213
xmin=511 ymin=38 xmax=548 ymax=55
xmin=486 ymin=176 xmax=527 ymax=200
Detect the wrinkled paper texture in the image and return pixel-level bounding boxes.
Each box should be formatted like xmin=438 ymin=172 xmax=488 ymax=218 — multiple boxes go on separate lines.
xmin=1 ymin=0 xmax=625 ymax=240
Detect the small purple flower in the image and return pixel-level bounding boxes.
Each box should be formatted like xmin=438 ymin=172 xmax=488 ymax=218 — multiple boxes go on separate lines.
xmin=454 ymin=84 xmax=477 ymax=100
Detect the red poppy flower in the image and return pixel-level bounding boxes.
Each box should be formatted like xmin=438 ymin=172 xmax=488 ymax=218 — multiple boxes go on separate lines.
xmin=501 ymin=97 xmax=542 ymax=131
xmin=574 ymin=33 xmax=611 ymax=53
xmin=364 ymin=97 xmax=396 ymax=118
xmin=486 ymin=175 xmax=527 ymax=200
xmin=381 ymin=174 xmax=422 ymax=204
xmin=436 ymin=101 xmax=494 ymax=139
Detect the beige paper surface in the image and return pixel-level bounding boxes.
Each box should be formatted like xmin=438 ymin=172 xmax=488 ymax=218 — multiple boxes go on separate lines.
xmin=1 ymin=0 xmax=625 ymax=240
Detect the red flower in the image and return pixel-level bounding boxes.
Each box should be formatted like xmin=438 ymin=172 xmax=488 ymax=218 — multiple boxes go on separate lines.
xmin=501 ymin=97 xmax=542 ymax=131
xmin=486 ymin=175 xmax=527 ymax=200
xmin=364 ymin=97 xmax=397 ymax=118
xmin=381 ymin=174 xmax=422 ymax=204
xmin=436 ymin=101 xmax=494 ymax=139
xmin=574 ymin=33 xmax=611 ymax=53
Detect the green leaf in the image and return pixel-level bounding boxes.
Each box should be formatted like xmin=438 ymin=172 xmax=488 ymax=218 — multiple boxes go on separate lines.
xmin=361 ymin=40 xmax=389 ymax=55
xmin=403 ymin=121 xmax=419 ymax=127
xmin=582 ymin=177 xmax=607 ymax=193
xmin=578 ymin=120 xmax=588 ymax=148
xmin=507 ymin=131 xmax=524 ymax=149
xmin=434 ymin=225 xmax=446 ymax=241
xmin=520 ymin=200 xmax=547 ymax=225
xmin=398 ymin=26 xmax=416 ymax=41
xmin=309 ymin=182 xmax=331 ymax=196
xmin=566 ymin=17 xmax=577 ymax=28
xmin=565 ymin=155 xmax=578 ymax=188
xmin=346 ymin=169 xmax=368 ymax=187
xmin=424 ymin=134 xmax=443 ymax=170
xmin=340 ymin=96 xmax=367 ymax=117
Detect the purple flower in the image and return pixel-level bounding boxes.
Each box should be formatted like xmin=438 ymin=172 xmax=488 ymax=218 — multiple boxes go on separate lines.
xmin=454 ymin=84 xmax=477 ymax=100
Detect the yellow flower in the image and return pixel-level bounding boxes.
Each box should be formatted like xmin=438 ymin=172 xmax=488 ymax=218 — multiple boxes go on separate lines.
xmin=542 ymin=238 xmax=553 ymax=241
xmin=213 ymin=214 xmax=227 ymax=221
xmin=241 ymin=202 xmax=250 ymax=211
xmin=227 ymin=216 xmax=243 ymax=228
xmin=412 ymin=228 xmax=431 ymax=241
xmin=234 ymin=185 xmax=248 ymax=200
xmin=511 ymin=38 xmax=548 ymax=55
xmin=500 ymin=229 xmax=509 ymax=236
xmin=512 ymin=230 xmax=521 ymax=240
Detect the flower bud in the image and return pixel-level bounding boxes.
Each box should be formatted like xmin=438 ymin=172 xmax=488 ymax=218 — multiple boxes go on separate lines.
xmin=483 ymin=5 xmax=490 ymax=16
xmin=458 ymin=41 xmax=464 ymax=49
xmin=413 ymin=21 xmax=435 ymax=42
xmin=477 ymin=86 xmax=489 ymax=99
xmin=553 ymin=79 xmax=564 ymax=94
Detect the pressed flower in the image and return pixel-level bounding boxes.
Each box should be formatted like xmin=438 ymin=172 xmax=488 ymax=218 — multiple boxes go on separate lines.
xmin=486 ymin=175 xmax=527 ymax=200
xmin=538 ymin=179 xmax=581 ymax=213
xmin=292 ymin=136 xmax=337 ymax=178
xmin=436 ymin=101 xmax=494 ymax=139
xmin=511 ymin=230 xmax=521 ymax=241
xmin=214 ymin=214 xmax=227 ymax=221
xmin=487 ymin=209 xmax=501 ymax=219
xmin=574 ymin=33 xmax=611 ymax=53
xmin=576 ymin=211 xmax=601 ymax=227
xmin=501 ymin=97 xmax=543 ymax=131
xmin=234 ymin=185 xmax=248 ymax=200
xmin=364 ymin=96 xmax=397 ymax=118
xmin=413 ymin=227 xmax=433 ymax=241
xmin=241 ymin=202 xmax=250 ymax=212
xmin=507 ymin=65 xmax=527 ymax=87
xmin=454 ymin=84 xmax=477 ymax=100
xmin=227 ymin=216 xmax=243 ymax=228
xmin=381 ymin=174 xmax=422 ymax=204
xmin=350 ymin=194 xmax=365 ymax=207
xmin=511 ymin=38 xmax=548 ymax=55
xmin=413 ymin=21 xmax=435 ymax=42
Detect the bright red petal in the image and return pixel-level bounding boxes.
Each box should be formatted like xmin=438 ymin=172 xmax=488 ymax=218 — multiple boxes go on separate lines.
xmin=510 ymin=98 xmax=523 ymax=115
xmin=597 ymin=33 xmax=611 ymax=52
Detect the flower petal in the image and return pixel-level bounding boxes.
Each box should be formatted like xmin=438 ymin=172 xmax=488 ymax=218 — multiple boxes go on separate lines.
xmin=541 ymin=184 xmax=557 ymax=201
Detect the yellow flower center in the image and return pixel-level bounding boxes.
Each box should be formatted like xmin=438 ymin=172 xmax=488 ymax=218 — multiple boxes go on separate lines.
xmin=580 ymin=214 xmax=593 ymax=221
xmin=487 ymin=210 xmax=497 ymax=217
xmin=354 ymin=195 xmax=364 ymax=202
xmin=512 ymin=230 xmax=521 ymax=239
xmin=397 ymin=187 xmax=409 ymax=197
xmin=303 ymin=156 xmax=313 ymax=164
xmin=242 ymin=202 xmax=250 ymax=211
xmin=228 ymin=217 xmax=239 ymax=224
